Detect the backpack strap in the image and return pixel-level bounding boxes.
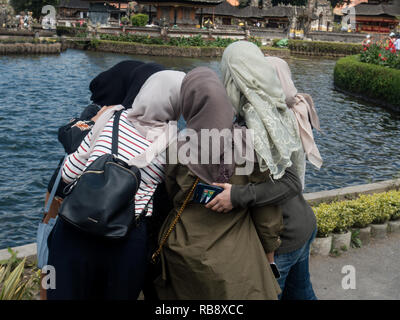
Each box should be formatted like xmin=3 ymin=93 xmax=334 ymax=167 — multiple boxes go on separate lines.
xmin=111 ymin=110 xmax=124 ymax=156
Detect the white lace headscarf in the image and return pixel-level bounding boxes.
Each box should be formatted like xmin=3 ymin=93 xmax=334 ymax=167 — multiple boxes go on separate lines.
xmin=220 ymin=41 xmax=305 ymax=180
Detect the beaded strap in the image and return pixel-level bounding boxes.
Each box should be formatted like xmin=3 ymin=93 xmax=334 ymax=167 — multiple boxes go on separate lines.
xmin=151 ymin=177 xmax=200 ymax=264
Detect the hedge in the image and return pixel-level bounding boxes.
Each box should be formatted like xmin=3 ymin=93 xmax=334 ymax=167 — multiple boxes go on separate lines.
xmin=98 ymin=33 xmax=260 ymax=48
xmin=56 ymin=26 xmax=88 ymax=37
xmin=313 ymin=190 xmax=400 ymax=237
xmin=131 ymin=14 xmax=149 ymax=27
xmin=288 ymin=39 xmax=362 ymax=56
xmin=334 ymin=55 xmax=400 ymax=108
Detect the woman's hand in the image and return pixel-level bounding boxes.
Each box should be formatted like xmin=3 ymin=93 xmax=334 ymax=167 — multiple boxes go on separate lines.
xmin=205 ymin=183 xmax=233 ymax=213
xmin=91 ymin=105 xmax=114 ymax=122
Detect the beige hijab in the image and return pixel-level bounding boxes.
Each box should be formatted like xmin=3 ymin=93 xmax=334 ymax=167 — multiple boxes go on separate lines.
xmin=83 ymin=70 xmax=186 ymax=167
xmin=221 ymin=41 xmax=304 ymax=180
xmin=265 ymin=56 xmax=323 ymax=170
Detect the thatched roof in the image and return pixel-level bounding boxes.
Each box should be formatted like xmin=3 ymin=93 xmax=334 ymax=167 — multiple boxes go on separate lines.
xmin=137 ymin=0 xmax=223 ymax=5
xmin=59 ymin=0 xmax=90 ymax=9
xmin=198 ymin=2 xmax=296 ymax=18
xmin=354 ymin=3 xmax=400 ymax=17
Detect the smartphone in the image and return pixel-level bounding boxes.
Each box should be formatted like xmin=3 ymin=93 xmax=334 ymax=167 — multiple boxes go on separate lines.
xmin=270 ymin=263 xmax=281 ymax=279
xmin=192 ymin=183 xmax=224 ymax=205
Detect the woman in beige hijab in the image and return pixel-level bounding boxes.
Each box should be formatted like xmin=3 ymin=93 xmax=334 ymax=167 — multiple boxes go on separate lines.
xmin=265 ymin=56 xmax=323 ymax=187
xmin=214 ymin=41 xmax=318 ymax=300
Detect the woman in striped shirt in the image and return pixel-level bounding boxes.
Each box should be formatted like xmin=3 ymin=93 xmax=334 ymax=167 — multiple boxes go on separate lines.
xmin=47 ymin=70 xmax=185 ymax=300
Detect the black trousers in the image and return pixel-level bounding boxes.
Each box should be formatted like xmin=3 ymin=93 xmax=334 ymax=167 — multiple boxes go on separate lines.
xmin=46 ymin=217 xmax=148 ymax=300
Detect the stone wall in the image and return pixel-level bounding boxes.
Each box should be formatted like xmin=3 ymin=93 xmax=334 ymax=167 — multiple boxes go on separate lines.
xmin=67 ymin=39 xmax=290 ymax=58
xmin=0 ymin=42 xmax=62 ymax=54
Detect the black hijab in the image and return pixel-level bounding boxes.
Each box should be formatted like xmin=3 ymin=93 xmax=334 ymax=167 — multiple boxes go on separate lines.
xmin=89 ymin=60 xmax=144 ymax=107
xmin=89 ymin=60 xmax=165 ymax=109
xmin=121 ymin=62 xmax=165 ymax=108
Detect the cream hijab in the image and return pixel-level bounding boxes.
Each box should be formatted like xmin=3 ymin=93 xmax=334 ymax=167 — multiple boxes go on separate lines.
xmin=83 ymin=70 xmax=186 ymax=167
xmin=221 ymin=41 xmax=304 ymax=180
xmin=265 ymin=56 xmax=323 ymax=170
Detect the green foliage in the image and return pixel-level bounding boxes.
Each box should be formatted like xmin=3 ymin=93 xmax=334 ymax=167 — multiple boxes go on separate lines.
xmin=10 ymin=0 xmax=59 ymax=19
xmin=313 ymin=203 xmax=338 ymax=237
xmin=347 ymin=196 xmax=374 ymax=228
xmin=351 ymin=229 xmax=362 ymax=248
xmin=0 ymin=250 xmax=39 ymax=300
xmin=247 ymin=36 xmax=261 ymax=47
xmin=288 ymin=39 xmax=362 ymax=55
xmin=273 ymin=38 xmax=288 ymax=48
xmin=131 ymin=14 xmax=149 ymax=27
xmin=98 ymin=34 xmax=261 ymax=48
xmin=56 ymin=25 xmax=87 ymax=37
xmin=334 ymin=55 xmax=400 ymax=107
xmin=313 ymin=190 xmax=400 ymax=237
xmin=360 ymin=42 xmax=400 ymax=70
xmin=120 ymin=16 xmax=129 ymax=25
xmin=330 ymin=202 xmax=355 ymax=233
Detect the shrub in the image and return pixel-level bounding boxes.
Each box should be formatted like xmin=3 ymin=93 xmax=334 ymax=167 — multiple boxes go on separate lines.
xmin=0 ymin=249 xmax=39 ymax=300
xmin=288 ymin=39 xmax=362 ymax=55
xmin=313 ymin=190 xmax=400 ymax=237
xmin=348 ymin=196 xmax=374 ymax=228
xmin=330 ymin=201 xmax=355 ymax=233
xmin=120 ymin=16 xmax=129 ymax=25
xmin=56 ymin=26 xmax=87 ymax=37
xmin=313 ymin=203 xmax=338 ymax=237
xmin=360 ymin=41 xmax=400 ymax=70
xmin=131 ymin=14 xmax=149 ymax=27
xmin=273 ymin=38 xmax=288 ymax=48
xmin=334 ymin=55 xmax=400 ymax=108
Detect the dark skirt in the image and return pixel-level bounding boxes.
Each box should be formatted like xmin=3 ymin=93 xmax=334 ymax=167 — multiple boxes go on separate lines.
xmin=46 ymin=217 xmax=148 ymax=300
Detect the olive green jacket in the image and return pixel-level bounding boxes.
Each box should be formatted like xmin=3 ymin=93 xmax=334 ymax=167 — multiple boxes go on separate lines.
xmin=154 ymin=163 xmax=281 ymax=300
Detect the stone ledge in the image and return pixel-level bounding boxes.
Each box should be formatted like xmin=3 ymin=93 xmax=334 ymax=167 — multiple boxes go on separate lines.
xmin=1 ymin=179 xmax=399 ymax=259
xmin=304 ymin=179 xmax=400 ymax=205
xmin=0 ymin=243 xmax=37 ymax=261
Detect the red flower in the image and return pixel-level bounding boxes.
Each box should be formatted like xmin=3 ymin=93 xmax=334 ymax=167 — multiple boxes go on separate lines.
xmin=391 ymin=48 xmax=396 ymax=53
xmin=379 ymin=53 xmax=382 ymax=57
xmin=363 ymin=47 xmax=367 ymax=51
xmin=385 ymin=46 xmax=389 ymax=50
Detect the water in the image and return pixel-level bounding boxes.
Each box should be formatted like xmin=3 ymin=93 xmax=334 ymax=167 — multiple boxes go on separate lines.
xmin=0 ymin=50 xmax=399 ymax=249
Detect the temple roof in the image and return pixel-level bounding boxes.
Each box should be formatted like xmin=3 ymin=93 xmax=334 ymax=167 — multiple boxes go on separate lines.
xmin=59 ymin=0 xmax=90 ymax=9
xmin=137 ymin=0 xmax=223 ymax=5
xmin=198 ymin=2 xmax=299 ymax=18
xmin=354 ymin=2 xmax=400 ymax=17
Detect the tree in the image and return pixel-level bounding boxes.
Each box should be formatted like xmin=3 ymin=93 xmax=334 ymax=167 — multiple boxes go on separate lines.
xmin=10 ymin=0 xmax=59 ymax=19
xmin=239 ymin=0 xmax=250 ymax=7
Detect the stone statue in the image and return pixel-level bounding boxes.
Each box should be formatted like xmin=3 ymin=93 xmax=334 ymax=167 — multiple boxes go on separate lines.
xmin=0 ymin=0 xmax=14 ymax=28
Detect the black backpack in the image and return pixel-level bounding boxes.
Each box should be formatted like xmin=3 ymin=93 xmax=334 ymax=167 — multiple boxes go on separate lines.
xmin=59 ymin=110 xmax=141 ymax=239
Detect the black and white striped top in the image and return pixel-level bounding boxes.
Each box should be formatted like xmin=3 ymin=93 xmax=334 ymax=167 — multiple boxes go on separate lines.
xmin=62 ymin=110 xmax=165 ymax=216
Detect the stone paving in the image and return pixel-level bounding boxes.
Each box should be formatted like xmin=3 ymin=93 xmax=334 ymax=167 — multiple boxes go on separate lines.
xmin=309 ymin=232 xmax=400 ymax=300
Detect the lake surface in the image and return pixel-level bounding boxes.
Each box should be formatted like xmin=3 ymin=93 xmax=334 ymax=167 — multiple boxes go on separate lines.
xmin=0 ymin=49 xmax=399 ymax=249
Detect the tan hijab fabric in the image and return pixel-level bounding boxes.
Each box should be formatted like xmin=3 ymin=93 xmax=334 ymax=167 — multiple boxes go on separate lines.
xmin=221 ymin=41 xmax=304 ymax=180
xmin=82 ymin=70 xmax=185 ymax=168
xmin=265 ymin=56 xmax=323 ymax=169
xmin=178 ymin=67 xmax=247 ymax=184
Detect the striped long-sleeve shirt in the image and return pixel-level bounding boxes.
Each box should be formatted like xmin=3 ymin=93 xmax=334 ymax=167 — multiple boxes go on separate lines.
xmin=61 ymin=110 xmax=165 ymax=216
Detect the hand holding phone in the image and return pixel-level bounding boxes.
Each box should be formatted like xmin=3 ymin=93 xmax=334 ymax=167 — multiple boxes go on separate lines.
xmin=192 ymin=183 xmax=224 ymax=205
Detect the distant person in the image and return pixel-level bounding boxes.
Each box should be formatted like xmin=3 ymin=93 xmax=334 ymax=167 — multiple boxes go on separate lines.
xmin=395 ymin=34 xmax=400 ymax=51
xmin=362 ymin=34 xmax=372 ymax=46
